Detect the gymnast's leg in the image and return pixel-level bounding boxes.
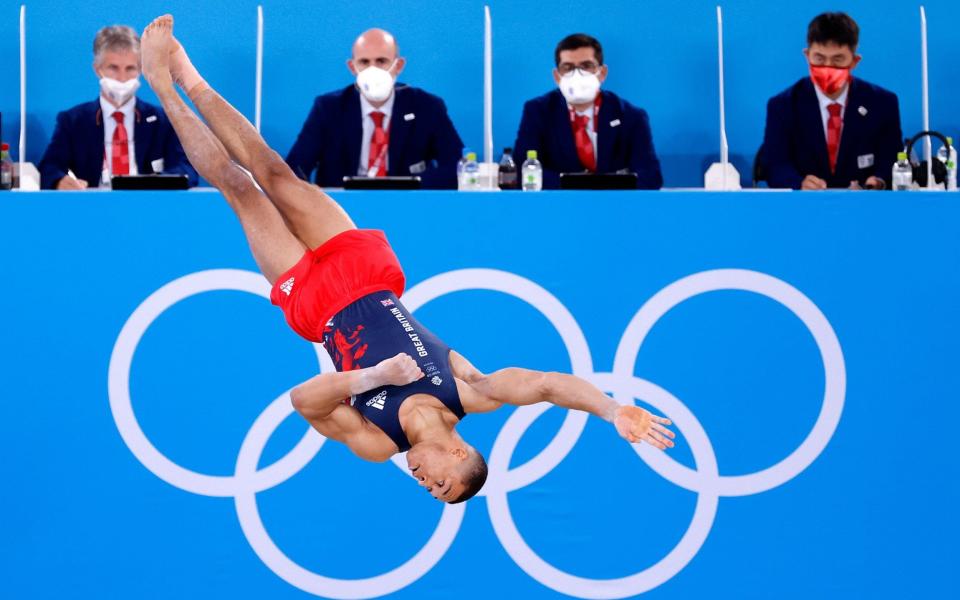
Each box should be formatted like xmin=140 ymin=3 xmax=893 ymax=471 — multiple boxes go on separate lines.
xmin=140 ymin=15 xmax=304 ymax=283
xmin=159 ymin=15 xmax=354 ymax=250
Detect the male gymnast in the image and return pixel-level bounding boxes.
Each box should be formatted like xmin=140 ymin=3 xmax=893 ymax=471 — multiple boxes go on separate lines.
xmin=139 ymin=15 xmax=675 ymax=504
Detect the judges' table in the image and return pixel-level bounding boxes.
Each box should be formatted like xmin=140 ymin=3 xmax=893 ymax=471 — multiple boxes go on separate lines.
xmin=1 ymin=190 xmax=957 ymax=599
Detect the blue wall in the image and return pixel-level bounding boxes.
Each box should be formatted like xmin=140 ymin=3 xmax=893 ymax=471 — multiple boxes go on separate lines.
xmin=1 ymin=0 xmax=959 ymax=187
xmin=1 ymin=190 xmax=958 ymax=598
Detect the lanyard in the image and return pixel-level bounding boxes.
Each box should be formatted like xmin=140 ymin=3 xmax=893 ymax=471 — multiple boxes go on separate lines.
xmin=568 ymin=94 xmax=602 ymax=132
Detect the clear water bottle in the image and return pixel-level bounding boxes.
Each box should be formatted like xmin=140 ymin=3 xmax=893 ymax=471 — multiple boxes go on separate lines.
xmin=0 ymin=143 xmax=13 ymax=190
xmin=891 ymin=151 xmax=912 ymax=191
xmin=498 ymin=147 xmax=517 ymax=189
xmin=936 ymin=136 xmax=957 ymax=191
xmin=461 ymin=152 xmax=481 ymax=191
xmin=456 ymin=148 xmax=472 ymax=190
xmin=521 ymin=150 xmax=542 ymax=191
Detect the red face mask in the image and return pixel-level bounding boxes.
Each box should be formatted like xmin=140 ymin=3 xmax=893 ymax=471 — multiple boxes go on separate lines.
xmin=809 ymin=64 xmax=851 ymax=96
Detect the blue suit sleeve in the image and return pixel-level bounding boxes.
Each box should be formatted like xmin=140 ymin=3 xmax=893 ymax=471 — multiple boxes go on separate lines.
xmin=38 ymin=111 xmax=73 ymax=189
xmin=419 ymin=97 xmax=464 ymax=190
xmin=160 ymin=118 xmax=198 ymax=187
xmin=513 ymin=100 xmax=561 ymax=189
xmin=286 ymin=98 xmax=325 ymax=182
xmin=762 ymin=96 xmax=804 ymax=189
xmin=873 ymin=94 xmax=903 ymax=186
xmin=629 ymin=109 xmax=663 ymax=190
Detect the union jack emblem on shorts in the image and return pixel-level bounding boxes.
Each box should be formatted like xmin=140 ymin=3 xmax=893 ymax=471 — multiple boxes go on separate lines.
xmin=380 ymin=298 xmax=395 ymax=307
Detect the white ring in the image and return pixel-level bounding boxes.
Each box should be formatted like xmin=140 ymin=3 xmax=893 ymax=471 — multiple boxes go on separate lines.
xmin=233 ymin=389 xmax=466 ymax=599
xmin=486 ymin=375 xmax=719 ymax=599
xmin=400 ymin=269 xmax=593 ymax=492
xmin=612 ymin=269 xmax=846 ymax=496
xmin=106 ymin=269 xmax=332 ymax=497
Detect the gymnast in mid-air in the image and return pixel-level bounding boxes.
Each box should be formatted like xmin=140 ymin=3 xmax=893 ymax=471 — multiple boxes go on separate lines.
xmin=139 ymin=14 xmax=675 ymax=504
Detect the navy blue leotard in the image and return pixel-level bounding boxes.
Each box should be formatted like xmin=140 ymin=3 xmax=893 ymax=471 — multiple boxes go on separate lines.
xmin=321 ymin=291 xmax=465 ymax=451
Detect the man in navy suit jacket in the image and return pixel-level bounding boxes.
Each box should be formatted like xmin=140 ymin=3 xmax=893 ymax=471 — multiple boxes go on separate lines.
xmin=762 ymin=12 xmax=902 ymax=190
xmin=39 ymin=25 xmax=196 ymax=190
xmin=286 ymin=29 xmax=463 ymax=189
xmin=513 ymin=33 xmax=662 ymax=190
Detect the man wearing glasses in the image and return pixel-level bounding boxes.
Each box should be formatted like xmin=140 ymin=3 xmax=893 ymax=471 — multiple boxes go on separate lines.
xmin=513 ymin=33 xmax=662 ymax=189
xmin=286 ymin=29 xmax=464 ymax=189
xmin=761 ymin=12 xmax=902 ymax=190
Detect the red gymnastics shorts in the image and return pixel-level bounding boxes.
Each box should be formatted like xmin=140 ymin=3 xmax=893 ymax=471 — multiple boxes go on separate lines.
xmin=269 ymin=229 xmax=406 ymax=343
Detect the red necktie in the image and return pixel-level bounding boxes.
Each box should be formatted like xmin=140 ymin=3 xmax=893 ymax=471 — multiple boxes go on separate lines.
xmin=111 ymin=111 xmax=130 ymax=176
xmin=573 ymin=113 xmax=596 ymax=172
xmin=826 ymin=103 xmax=843 ymax=174
xmin=368 ymin=111 xmax=388 ymax=177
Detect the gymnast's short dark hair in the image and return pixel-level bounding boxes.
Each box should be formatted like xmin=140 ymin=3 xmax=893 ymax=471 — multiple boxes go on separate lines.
xmin=449 ymin=448 xmax=487 ymax=504
xmin=555 ymin=33 xmax=604 ymax=67
xmin=807 ymin=12 xmax=859 ymax=50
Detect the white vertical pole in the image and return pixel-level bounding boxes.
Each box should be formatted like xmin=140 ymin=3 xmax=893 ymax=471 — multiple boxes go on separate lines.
xmin=19 ymin=5 xmax=27 ymax=174
xmin=255 ymin=5 xmax=264 ymax=133
xmin=920 ymin=6 xmax=932 ymax=188
xmin=483 ymin=5 xmax=493 ymax=165
xmin=717 ymin=6 xmax=728 ymax=189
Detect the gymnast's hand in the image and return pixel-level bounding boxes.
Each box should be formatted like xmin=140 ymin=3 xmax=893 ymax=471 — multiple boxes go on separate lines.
xmin=613 ymin=406 xmax=675 ymax=449
xmin=370 ymin=353 xmax=425 ymax=387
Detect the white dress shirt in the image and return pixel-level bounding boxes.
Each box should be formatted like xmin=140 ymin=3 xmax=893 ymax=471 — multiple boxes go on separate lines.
xmin=100 ymin=94 xmax=138 ymax=186
xmin=359 ymin=92 xmax=396 ymax=175
xmin=571 ymin=104 xmax=599 ymax=163
xmin=813 ymin=84 xmax=849 ymax=139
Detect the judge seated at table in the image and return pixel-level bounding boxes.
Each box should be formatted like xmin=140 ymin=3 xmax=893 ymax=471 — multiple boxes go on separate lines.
xmin=513 ymin=33 xmax=663 ymax=190
xmin=38 ymin=25 xmax=197 ymax=190
xmin=761 ymin=12 xmax=902 ymax=190
xmin=286 ymin=28 xmax=463 ymax=189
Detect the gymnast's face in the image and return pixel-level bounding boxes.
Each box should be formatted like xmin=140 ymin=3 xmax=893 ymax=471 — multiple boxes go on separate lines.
xmin=406 ymin=443 xmax=467 ymax=502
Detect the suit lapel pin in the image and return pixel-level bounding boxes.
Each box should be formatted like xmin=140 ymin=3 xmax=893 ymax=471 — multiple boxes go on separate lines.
xmin=858 ymin=106 xmax=867 ymax=116
xmin=404 ymin=113 xmax=415 ymax=121
xmin=609 ymin=118 xmax=621 ymax=127
xmin=146 ymin=115 xmax=158 ymax=123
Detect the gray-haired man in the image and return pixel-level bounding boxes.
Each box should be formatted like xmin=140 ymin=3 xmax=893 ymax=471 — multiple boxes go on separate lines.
xmin=38 ymin=25 xmax=197 ymax=190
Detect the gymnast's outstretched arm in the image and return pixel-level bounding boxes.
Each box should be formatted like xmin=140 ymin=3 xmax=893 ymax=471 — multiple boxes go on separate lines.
xmin=450 ymin=351 xmax=675 ymax=449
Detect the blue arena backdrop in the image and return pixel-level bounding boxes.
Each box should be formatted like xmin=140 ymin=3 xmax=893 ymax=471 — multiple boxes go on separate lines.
xmin=1 ymin=190 xmax=958 ymax=598
xmin=0 ymin=0 xmax=958 ymax=187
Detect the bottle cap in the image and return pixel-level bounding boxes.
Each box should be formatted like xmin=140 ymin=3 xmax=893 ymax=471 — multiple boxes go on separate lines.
xmin=527 ymin=150 xmax=538 ymax=160
xmin=0 ymin=143 xmax=8 ymax=151
xmin=947 ymin=137 xmax=954 ymax=145
xmin=503 ymin=147 xmax=512 ymax=154
xmin=897 ymin=151 xmax=907 ymax=161
xmin=466 ymin=152 xmax=477 ymax=161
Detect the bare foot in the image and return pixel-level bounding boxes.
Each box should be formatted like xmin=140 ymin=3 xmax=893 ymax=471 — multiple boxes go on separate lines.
xmin=371 ymin=353 xmax=424 ymax=387
xmin=140 ymin=15 xmax=174 ymax=89
xmin=168 ymin=32 xmax=207 ymax=95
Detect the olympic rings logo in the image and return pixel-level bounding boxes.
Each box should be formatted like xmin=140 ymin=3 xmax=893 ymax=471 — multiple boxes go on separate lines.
xmin=107 ymin=268 xmax=845 ymax=599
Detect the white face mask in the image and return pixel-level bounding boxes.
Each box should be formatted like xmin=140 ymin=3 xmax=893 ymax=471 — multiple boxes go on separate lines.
xmin=99 ymin=76 xmax=140 ymax=106
xmin=558 ymin=69 xmax=601 ymax=105
xmin=355 ymin=61 xmax=396 ymax=103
